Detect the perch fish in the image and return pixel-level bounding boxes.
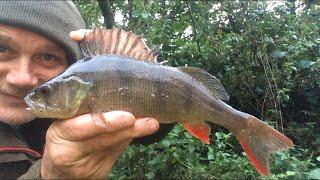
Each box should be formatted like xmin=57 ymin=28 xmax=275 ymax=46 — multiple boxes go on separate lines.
xmin=24 ymin=28 xmax=293 ymax=176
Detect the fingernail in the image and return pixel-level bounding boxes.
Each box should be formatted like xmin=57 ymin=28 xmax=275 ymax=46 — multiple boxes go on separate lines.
xmin=103 ymin=111 xmax=135 ymax=125
xmin=147 ymin=119 xmax=159 ymax=132
xmin=76 ymin=32 xmax=85 ymax=41
xmin=79 ymin=31 xmax=85 ymax=38
xmin=91 ymin=113 xmax=108 ymax=128
xmin=70 ymin=31 xmax=85 ymax=41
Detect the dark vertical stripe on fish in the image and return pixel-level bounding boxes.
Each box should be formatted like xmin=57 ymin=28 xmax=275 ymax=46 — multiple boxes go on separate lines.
xmin=154 ymin=68 xmax=167 ymax=116
xmin=115 ymin=59 xmax=132 ymax=108
xmin=182 ymin=80 xmax=193 ymax=114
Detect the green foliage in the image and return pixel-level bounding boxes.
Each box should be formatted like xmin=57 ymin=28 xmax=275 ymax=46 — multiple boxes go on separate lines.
xmin=73 ymin=0 xmax=319 ymax=179
xmin=108 ymin=126 xmax=317 ymax=179
xmin=73 ymin=0 xmax=103 ymax=28
xmin=308 ymin=168 xmax=320 ymax=180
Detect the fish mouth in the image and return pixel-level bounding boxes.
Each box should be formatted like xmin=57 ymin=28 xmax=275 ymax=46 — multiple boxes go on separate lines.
xmin=24 ymin=94 xmax=45 ymax=112
xmin=24 ymin=96 xmax=36 ymax=111
xmin=24 ymin=96 xmax=50 ymax=119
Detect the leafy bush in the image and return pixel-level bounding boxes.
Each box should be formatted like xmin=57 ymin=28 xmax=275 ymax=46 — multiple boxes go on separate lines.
xmin=108 ymin=125 xmax=318 ymax=180
xmin=73 ymin=1 xmax=320 ymax=179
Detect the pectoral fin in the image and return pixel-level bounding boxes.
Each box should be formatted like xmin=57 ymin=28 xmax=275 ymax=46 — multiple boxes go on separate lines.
xmin=181 ymin=121 xmax=211 ymax=144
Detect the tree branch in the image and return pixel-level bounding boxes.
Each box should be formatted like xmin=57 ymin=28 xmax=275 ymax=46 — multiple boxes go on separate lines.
xmin=98 ymin=0 xmax=114 ymax=28
xmin=185 ymin=0 xmax=201 ymax=54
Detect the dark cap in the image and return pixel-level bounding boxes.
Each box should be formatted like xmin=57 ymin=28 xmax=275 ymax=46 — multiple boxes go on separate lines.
xmin=0 ymin=1 xmax=86 ymax=64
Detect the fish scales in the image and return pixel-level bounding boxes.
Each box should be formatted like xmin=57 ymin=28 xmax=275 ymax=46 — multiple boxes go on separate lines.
xmin=24 ymin=28 xmax=293 ymax=176
xmin=73 ymin=55 xmax=224 ymax=125
xmin=28 ymin=54 xmax=247 ymax=129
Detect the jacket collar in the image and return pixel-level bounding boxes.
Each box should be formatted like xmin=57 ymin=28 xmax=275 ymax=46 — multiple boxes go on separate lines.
xmin=0 ymin=122 xmax=41 ymax=163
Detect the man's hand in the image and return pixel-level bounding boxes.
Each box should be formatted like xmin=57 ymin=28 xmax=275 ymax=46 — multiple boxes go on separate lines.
xmin=41 ymin=111 xmax=159 ymax=179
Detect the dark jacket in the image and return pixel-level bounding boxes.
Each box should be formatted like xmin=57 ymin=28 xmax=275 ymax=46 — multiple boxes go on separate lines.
xmin=0 ymin=120 xmax=52 ymax=179
xmin=0 ymin=119 xmax=173 ymax=179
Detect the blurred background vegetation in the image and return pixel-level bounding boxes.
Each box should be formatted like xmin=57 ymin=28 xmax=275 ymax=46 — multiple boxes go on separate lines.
xmin=73 ymin=0 xmax=319 ymax=179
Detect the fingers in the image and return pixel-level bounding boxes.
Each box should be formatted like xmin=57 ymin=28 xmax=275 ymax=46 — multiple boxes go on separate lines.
xmin=51 ymin=111 xmax=135 ymax=141
xmin=133 ymin=117 xmax=159 ymax=137
xmin=50 ymin=111 xmax=159 ymax=142
xmin=69 ymin=29 xmax=93 ymax=41
xmin=43 ymin=111 xmax=160 ymax=179
xmin=83 ymin=117 xmax=159 ymax=151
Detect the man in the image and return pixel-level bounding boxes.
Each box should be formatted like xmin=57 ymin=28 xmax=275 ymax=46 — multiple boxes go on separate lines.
xmin=0 ymin=1 xmax=172 ymax=179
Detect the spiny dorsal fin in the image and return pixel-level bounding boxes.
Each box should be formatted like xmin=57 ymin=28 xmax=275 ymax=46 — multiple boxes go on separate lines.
xmin=79 ymin=28 xmax=158 ymax=63
xmin=178 ymin=67 xmax=229 ymax=101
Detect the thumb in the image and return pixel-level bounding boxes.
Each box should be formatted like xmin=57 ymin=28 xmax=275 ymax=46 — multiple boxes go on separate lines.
xmin=69 ymin=29 xmax=93 ymax=41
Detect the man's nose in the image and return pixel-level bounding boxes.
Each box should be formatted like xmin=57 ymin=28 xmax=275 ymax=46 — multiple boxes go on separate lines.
xmin=6 ymin=57 xmax=38 ymax=87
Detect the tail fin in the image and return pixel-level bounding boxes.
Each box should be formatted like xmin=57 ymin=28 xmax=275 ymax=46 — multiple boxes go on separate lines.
xmin=235 ymin=115 xmax=293 ymax=176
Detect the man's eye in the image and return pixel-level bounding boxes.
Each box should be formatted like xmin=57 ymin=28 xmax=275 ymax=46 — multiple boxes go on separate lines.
xmin=35 ymin=53 xmax=67 ymax=68
xmin=39 ymin=54 xmax=58 ymax=61
xmin=0 ymin=45 xmax=9 ymax=53
xmin=0 ymin=45 xmax=14 ymax=61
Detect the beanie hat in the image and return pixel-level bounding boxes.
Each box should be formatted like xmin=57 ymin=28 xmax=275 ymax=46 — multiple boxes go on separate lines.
xmin=0 ymin=1 xmax=86 ymax=64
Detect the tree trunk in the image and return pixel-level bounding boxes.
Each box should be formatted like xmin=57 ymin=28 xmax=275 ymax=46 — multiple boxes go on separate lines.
xmin=98 ymin=0 xmax=114 ymax=28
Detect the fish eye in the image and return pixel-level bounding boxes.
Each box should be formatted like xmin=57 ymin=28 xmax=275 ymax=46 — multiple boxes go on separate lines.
xmin=40 ymin=86 xmax=50 ymax=95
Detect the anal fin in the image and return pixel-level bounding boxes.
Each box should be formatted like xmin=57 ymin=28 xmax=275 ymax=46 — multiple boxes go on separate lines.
xmin=181 ymin=121 xmax=211 ymax=144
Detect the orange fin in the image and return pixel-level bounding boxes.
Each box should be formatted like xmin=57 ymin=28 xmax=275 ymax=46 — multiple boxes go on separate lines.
xmin=79 ymin=28 xmax=158 ymax=63
xmin=236 ymin=115 xmax=294 ymax=176
xmin=182 ymin=121 xmax=211 ymax=144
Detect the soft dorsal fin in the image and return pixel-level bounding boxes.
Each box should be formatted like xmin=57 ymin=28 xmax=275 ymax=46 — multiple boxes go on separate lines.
xmin=79 ymin=28 xmax=158 ymax=63
xmin=178 ymin=67 xmax=229 ymax=101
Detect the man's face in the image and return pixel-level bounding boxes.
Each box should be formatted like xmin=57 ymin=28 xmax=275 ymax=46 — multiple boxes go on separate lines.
xmin=0 ymin=25 xmax=68 ymax=125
